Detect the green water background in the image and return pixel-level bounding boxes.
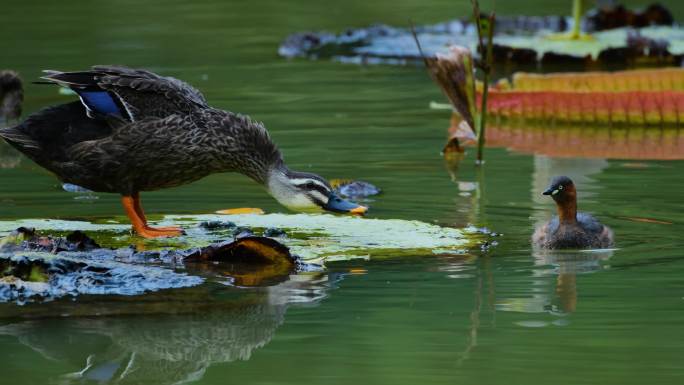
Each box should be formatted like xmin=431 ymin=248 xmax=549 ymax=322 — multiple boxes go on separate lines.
xmin=1 ymin=1 xmax=684 ymax=384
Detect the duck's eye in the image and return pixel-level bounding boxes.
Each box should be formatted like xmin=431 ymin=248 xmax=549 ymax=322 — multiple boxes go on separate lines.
xmin=558 ymin=185 xmax=564 ymax=190
xmin=305 ymin=182 xmax=315 ymax=189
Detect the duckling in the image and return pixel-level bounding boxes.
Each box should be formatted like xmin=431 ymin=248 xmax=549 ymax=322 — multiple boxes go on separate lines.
xmin=532 ymin=176 xmax=613 ymax=249
xmin=0 ymin=70 xmax=23 ymax=124
xmin=0 ymin=65 xmax=367 ymax=238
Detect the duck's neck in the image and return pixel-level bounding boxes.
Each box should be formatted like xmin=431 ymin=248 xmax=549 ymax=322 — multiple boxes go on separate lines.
xmin=213 ymin=110 xmax=284 ymax=185
xmin=555 ymin=193 xmax=577 ymax=224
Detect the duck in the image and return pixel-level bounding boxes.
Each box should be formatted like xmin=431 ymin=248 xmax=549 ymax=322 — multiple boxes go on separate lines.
xmin=0 ymin=65 xmax=367 ymax=238
xmin=532 ymin=176 xmax=613 ymax=249
xmin=0 ymin=70 xmax=23 ymax=124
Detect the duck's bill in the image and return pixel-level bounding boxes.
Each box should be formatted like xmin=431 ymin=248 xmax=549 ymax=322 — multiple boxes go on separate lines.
xmin=542 ymin=187 xmax=559 ymax=196
xmin=324 ymin=193 xmax=368 ymax=215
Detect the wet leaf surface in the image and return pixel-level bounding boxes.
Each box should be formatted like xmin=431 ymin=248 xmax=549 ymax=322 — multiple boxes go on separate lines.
xmin=0 ymin=227 xmax=301 ymax=303
xmin=279 ymin=9 xmax=683 ymax=66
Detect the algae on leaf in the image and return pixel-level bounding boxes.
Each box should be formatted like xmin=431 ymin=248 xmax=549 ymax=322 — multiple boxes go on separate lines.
xmin=170 ymin=213 xmax=474 ymax=262
xmin=1 ymin=214 xmax=475 ymax=264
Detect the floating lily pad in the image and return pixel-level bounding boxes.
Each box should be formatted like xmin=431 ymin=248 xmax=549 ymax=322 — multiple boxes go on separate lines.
xmin=280 ymin=15 xmax=683 ymax=66
xmin=1 ymin=214 xmax=476 ymax=264
xmin=0 ymin=226 xmax=302 ymax=303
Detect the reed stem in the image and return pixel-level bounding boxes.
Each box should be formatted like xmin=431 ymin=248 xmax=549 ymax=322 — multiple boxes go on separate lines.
xmin=472 ymin=0 xmax=495 ymax=164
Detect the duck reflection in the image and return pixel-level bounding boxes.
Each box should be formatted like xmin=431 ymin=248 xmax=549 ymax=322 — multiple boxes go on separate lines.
xmin=0 ymin=272 xmax=335 ymax=385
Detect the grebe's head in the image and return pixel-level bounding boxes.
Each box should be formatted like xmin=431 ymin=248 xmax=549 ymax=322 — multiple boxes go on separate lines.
xmin=267 ymin=168 xmax=368 ymax=215
xmin=542 ymin=176 xmax=576 ymax=204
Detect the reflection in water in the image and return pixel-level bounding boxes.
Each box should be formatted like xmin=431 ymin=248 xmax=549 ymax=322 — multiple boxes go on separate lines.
xmin=443 ymin=147 xmax=481 ymax=228
xmin=497 ymin=249 xmax=613 ymax=315
xmin=508 ymin=154 xmax=613 ymax=315
xmin=0 ymin=273 xmax=334 ymax=385
xmin=487 ymin=123 xmax=684 ymax=160
xmin=533 ymin=249 xmax=613 ymax=314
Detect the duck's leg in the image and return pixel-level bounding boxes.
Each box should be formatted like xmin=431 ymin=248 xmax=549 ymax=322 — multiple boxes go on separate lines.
xmin=121 ymin=195 xmax=183 ymax=238
xmin=132 ymin=192 xmax=183 ymax=232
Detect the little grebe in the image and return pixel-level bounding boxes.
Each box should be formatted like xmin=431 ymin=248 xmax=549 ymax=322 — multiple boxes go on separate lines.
xmin=533 ymin=176 xmax=614 ymax=249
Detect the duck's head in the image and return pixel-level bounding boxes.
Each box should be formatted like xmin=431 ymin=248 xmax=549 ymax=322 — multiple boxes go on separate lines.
xmin=542 ymin=176 xmax=576 ymax=204
xmin=267 ymin=168 xmax=368 ymax=215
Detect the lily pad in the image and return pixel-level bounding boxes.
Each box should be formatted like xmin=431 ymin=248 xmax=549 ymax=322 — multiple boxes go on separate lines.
xmin=0 ymin=214 xmax=475 ymax=263
xmin=0 ymin=227 xmax=302 ymax=303
xmin=280 ymin=18 xmax=683 ymax=66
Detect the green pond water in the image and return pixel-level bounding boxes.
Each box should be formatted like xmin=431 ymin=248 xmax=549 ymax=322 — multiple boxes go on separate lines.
xmin=2 ymin=0 xmax=684 ymax=384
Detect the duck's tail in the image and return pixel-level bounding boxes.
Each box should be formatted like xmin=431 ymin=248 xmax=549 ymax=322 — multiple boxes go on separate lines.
xmin=0 ymin=70 xmax=24 ymax=124
xmin=0 ymin=126 xmax=41 ymax=151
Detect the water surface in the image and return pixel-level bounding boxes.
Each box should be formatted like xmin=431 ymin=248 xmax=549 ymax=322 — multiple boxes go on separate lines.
xmin=1 ymin=1 xmax=684 ymax=384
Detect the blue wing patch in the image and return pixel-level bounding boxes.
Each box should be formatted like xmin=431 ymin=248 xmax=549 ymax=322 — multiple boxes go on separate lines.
xmin=76 ymin=90 xmax=122 ymax=117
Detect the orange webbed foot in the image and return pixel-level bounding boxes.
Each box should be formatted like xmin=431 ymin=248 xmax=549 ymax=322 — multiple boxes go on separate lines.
xmin=135 ymin=226 xmax=184 ymax=239
xmin=122 ymin=194 xmax=185 ymax=239
xmin=148 ymin=225 xmax=184 ymax=232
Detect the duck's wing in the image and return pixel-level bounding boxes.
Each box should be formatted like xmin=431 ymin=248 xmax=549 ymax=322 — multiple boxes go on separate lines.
xmin=40 ymin=65 xmax=208 ymax=122
xmin=1 ymin=101 xmax=113 ymax=155
xmin=66 ymin=114 xmax=218 ymax=193
xmin=0 ymin=101 xmax=117 ymax=188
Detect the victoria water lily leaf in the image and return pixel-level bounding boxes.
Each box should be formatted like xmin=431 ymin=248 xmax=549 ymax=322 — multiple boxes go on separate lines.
xmin=0 ymin=252 xmax=203 ymax=304
xmin=468 ymin=68 xmax=684 ymax=125
xmin=279 ymin=8 xmax=683 ymax=66
xmin=280 ymin=15 xmax=572 ymax=61
xmin=0 ymin=229 xmax=302 ymax=303
xmin=484 ymin=90 xmax=684 ymax=125
xmin=1 ymin=214 xmax=475 ymax=263
xmin=494 ymin=26 xmax=683 ymax=60
xmin=511 ymin=68 xmax=684 ymax=92
xmin=173 ymin=214 xmax=474 ymax=262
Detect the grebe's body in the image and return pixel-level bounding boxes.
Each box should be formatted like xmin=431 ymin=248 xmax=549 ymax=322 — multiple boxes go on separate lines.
xmin=533 ymin=176 xmax=613 ymax=249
